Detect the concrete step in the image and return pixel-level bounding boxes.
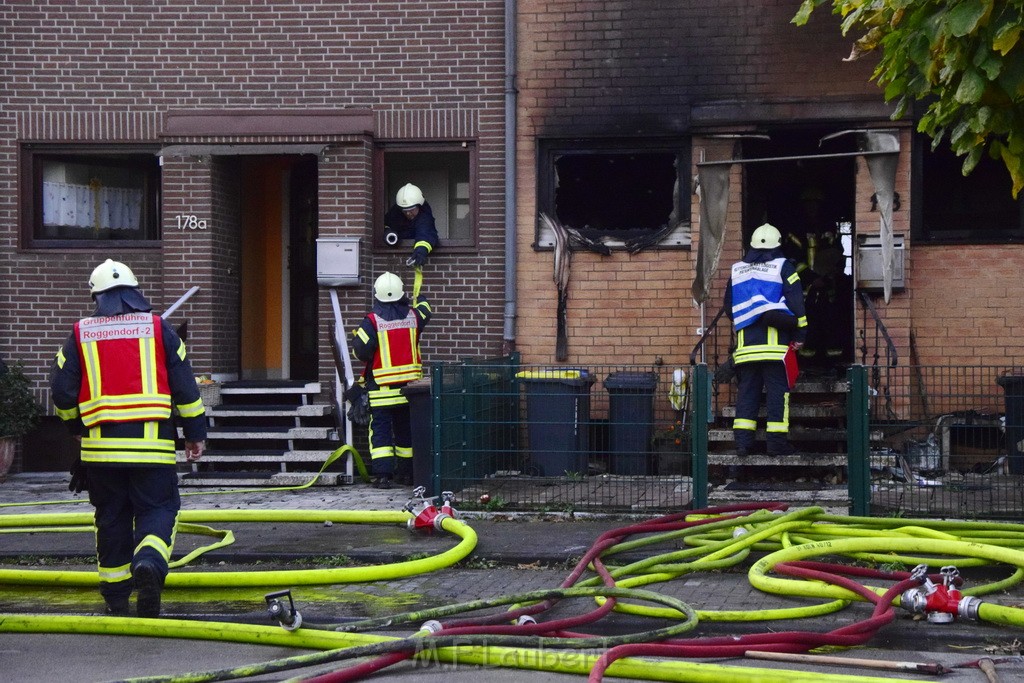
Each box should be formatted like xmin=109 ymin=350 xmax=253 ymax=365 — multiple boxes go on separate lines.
xmin=178 ymin=471 xmax=343 ymax=487
xmin=708 ymin=427 xmax=882 ymax=442
xmin=721 ymin=404 xmax=845 ymax=419
xmin=707 ymin=452 xmax=847 ymax=467
xmin=206 ymin=404 xmax=332 ymax=418
xmin=221 ymin=381 xmax=321 ymax=396
xmin=176 ymin=449 xmax=338 ymax=464
xmin=201 ymin=426 xmax=335 ymax=440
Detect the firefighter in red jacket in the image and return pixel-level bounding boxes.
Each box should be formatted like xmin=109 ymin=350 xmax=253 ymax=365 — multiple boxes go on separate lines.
xmin=352 ymin=272 xmax=432 ymax=488
xmin=50 ymin=259 xmax=207 ymax=618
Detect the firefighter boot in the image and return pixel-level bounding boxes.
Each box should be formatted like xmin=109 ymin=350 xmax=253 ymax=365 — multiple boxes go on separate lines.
xmin=767 ymin=434 xmax=797 ymax=456
xmin=134 ymin=559 xmax=164 ymax=618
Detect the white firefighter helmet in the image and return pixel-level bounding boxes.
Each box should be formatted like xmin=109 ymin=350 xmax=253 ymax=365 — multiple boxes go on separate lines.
xmin=750 ymin=223 xmax=782 ymax=249
xmin=395 ymin=183 xmax=424 ymax=209
xmin=89 ymin=259 xmax=139 ymax=294
xmin=373 ymin=271 xmax=405 ymax=302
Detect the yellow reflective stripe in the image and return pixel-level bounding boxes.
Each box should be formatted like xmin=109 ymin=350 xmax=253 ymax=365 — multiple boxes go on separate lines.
xmin=733 ymin=418 xmax=757 ymax=431
xmin=355 ymin=328 xmax=369 ymax=343
xmin=787 ymin=272 xmax=800 ymax=285
xmin=140 ymin=337 xmax=156 ymax=396
xmin=374 ymin=366 xmax=422 ymax=384
xmin=56 ymin=406 xmax=80 ymax=420
xmin=370 ymin=445 xmax=396 ymax=460
xmin=136 ymin=534 xmax=171 ymax=562
xmin=97 ymin=562 xmax=132 ymax=583
xmin=767 ymin=422 xmax=789 ymax=433
xmin=368 ymin=387 xmax=408 ymax=407
xmin=176 ymin=339 xmax=187 ymax=361
xmin=395 ymin=446 xmax=413 ymax=459
xmin=797 ymin=316 xmax=808 ymax=328
xmin=56 ymin=346 xmax=66 ymax=369
xmin=416 ymin=300 xmax=432 ymax=315
xmin=177 ymin=397 xmax=205 ymax=418
xmin=81 ymin=436 xmax=177 ymax=466
xmin=413 ymin=240 xmax=433 ymax=253
xmin=81 ymin=342 xmax=102 ymax=401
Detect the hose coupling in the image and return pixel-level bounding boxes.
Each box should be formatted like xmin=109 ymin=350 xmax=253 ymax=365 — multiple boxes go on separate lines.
xmin=517 ymin=615 xmax=537 ymax=626
xmin=432 ymin=511 xmax=452 ymax=531
xmin=385 ymin=231 xmax=400 ymax=246
xmin=265 ymin=590 xmax=303 ymax=631
xmin=958 ymin=595 xmax=983 ymax=621
xmin=732 ymin=527 xmax=749 ymax=538
xmin=421 ymin=619 xmax=444 ymax=634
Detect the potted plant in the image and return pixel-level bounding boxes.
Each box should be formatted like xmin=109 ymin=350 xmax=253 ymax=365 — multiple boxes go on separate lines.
xmin=0 ymin=360 xmax=44 ymax=482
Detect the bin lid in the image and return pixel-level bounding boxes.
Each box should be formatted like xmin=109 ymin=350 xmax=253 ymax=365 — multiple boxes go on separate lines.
xmin=997 ymin=374 xmax=1024 ymax=389
xmin=604 ymin=371 xmax=658 ymax=391
xmin=515 ymin=369 xmax=594 ymax=384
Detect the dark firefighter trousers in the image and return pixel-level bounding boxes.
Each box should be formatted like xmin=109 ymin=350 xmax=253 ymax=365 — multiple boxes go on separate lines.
xmin=733 ymin=360 xmax=790 ymax=451
xmin=86 ymin=466 xmax=179 ymax=603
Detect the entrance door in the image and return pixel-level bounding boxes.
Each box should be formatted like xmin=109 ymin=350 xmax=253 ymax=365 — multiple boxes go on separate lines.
xmin=239 ymin=155 xmax=319 ymax=381
xmin=742 ymin=128 xmax=857 ymax=374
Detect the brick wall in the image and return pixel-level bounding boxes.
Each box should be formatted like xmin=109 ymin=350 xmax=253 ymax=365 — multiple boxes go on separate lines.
xmin=0 ymin=1 xmax=509 ymax=421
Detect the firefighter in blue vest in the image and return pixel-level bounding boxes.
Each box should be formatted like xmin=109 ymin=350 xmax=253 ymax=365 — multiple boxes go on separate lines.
xmin=724 ymin=224 xmax=808 ymax=456
xmin=50 ymin=259 xmax=207 ymax=617
xmin=352 ymin=272 xmax=432 ymax=488
xmin=383 ymin=183 xmax=440 ymax=267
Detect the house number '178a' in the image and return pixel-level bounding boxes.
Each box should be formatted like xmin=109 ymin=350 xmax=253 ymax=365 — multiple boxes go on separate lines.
xmin=175 ymin=214 xmax=208 ymax=230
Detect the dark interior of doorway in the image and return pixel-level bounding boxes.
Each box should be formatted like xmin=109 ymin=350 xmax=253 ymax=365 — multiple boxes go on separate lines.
xmin=742 ymin=127 xmax=857 ymax=372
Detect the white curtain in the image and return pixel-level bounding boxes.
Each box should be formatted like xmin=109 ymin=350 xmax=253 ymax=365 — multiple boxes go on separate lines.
xmin=42 ymin=181 xmax=143 ymax=231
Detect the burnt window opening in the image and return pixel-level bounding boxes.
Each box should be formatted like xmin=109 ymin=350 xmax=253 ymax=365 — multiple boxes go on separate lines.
xmin=537 ymin=140 xmax=690 ymax=250
xmin=912 ymin=131 xmax=1024 ymax=243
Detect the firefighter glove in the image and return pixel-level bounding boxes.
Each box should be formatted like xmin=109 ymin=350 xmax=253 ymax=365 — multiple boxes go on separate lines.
xmin=406 ymin=247 xmax=428 ymax=268
xmin=68 ymin=456 xmax=88 ymax=494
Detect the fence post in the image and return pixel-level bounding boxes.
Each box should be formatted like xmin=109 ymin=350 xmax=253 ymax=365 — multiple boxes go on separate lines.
xmin=847 ymin=364 xmax=871 ymax=516
xmin=690 ymin=363 xmax=710 ymax=509
xmin=430 ymin=362 xmax=444 ymax=498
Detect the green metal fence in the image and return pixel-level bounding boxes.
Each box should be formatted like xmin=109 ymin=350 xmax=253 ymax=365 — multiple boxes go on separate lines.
xmin=425 ymin=358 xmax=1024 ymax=519
xmin=858 ymin=364 xmax=1023 ymax=519
xmin=427 ymin=356 xmax=694 ymax=513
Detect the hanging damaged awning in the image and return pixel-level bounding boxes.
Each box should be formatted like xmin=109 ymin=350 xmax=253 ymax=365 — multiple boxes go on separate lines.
xmin=692 ymin=130 xmax=901 ymax=305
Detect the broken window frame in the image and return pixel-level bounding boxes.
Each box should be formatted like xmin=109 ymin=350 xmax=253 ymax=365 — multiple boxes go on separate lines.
xmin=911 ymin=131 xmax=1024 ymax=244
xmin=535 ymin=137 xmax=692 ymax=250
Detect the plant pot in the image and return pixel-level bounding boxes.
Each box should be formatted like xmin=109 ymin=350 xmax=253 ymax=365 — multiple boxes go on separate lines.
xmin=0 ymin=436 xmax=16 ymax=483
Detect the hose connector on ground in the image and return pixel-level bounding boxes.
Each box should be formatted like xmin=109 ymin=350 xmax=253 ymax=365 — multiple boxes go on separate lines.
xmin=901 ymin=564 xmax=978 ymax=623
xmin=265 ymin=589 xmax=303 ymax=631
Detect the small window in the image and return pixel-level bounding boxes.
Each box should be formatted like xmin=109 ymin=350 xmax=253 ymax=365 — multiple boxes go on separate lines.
xmin=21 ymin=146 xmax=161 ymax=248
xmin=912 ymin=132 xmax=1024 ymax=243
xmin=536 ymin=139 xmax=690 ymax=249
xmin=377 ymin=145 xmax=474 ymax=248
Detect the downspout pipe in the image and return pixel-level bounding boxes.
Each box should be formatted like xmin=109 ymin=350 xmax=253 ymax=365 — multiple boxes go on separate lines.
xmin=502 ymin=0 xmax=518 ymax=352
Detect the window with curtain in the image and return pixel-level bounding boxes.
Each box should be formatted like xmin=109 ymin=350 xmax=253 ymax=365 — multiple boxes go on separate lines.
xmin=22 ymin=147 xmax=161 ymax=248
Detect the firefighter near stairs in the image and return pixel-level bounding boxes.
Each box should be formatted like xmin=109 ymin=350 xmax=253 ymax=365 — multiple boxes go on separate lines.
xmin=724 ymin=224 xmax=808 ymax=457
xmin=351 ymin=272 xmax=432 ymax=489
xmin=49 ymin=259 xmax=208 ymax=618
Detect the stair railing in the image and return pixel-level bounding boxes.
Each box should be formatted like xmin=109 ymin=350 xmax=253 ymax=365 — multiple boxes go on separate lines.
xmin=857 ymin=291 xmax=898 ymax=419
xmin=689 ymin=302 xmax=732 ymax=423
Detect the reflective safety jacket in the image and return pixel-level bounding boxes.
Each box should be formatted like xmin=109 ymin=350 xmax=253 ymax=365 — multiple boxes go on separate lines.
xmin=369 ymin=310 xmax=422 ymax=385
xmin=74 ymin=313 xmax=172 ymax=426
xmin=352 ymin=297 xmax=432 ymax=408
xmin=724 ymin=247 xmax=807 ymax=365
xmin=51 ymin=312 xmax=207 ymax=467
